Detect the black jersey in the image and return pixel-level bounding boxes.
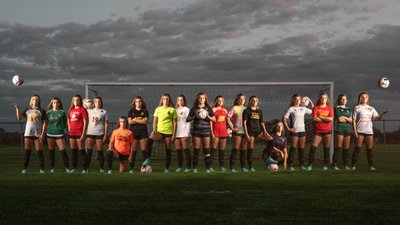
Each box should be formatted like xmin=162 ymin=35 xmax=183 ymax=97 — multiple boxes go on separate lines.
xmin=188 ymin=106 xmax=214 ymax=135
xmin=127 ymin=108 xmax=149 ymax=137
xmin=243 ymin=108 xmax=263 ymax=135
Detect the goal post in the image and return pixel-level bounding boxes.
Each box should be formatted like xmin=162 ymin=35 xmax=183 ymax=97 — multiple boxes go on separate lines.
xmin=85 ymin=82 xmax=334 ymax=162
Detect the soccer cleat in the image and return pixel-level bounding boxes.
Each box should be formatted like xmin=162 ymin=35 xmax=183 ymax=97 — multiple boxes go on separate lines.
xmin=175 ymin=168 xmax=183 ymax=173
xmin=266 ymin=157 xmax=277 ymax=165
xmin=209 ymin=168 xmax=215 ymax=173
xmin=300 ymin=166 xmax=307 ymax=170
xmin=107 ymin=170 xmax=112 ymax=174
xmin=21 ymin=169 xmax=27 ymax=174
xmin=99 ymin=168 xmax=105 ymax=173
xmin=230 ymin=168 xmax=238 ymax=173
xmin=241 ymin=167 xmax=249 ymax=173
xmin=369 ymin=166 xmax=377 ymax=171
xmin=69 ymin=168 xmax=76 ymax=173
xmin=81 ymin=169 xmax=88 ymax=174
xmin=129 ymin=169 xmax=134 ymax=174
xmin=323 ymin=165 xmax=329 ymax=171
xmin=220 ymin=167 xmax=226 ymax=172
xmin=344 ymin=166 xmax=351 ymax=170
xmin=333 ymin=166 xmax=341 ymax=171
xmin=307 ymin=165 xmax=313 ymax=171
xmin=288 ymin=166 xmax=295 ymax=172
xmin=164 ymin=168 xmax=169 ymax=173
xmin=184 ymin=168 xmax=191 ymax=173
xmin=65 ymin=168 xmax=73 ymax=173
xmin=351 ymin=166 xmax=357 ymax=170
xmin=193 ymin=168 xmax=198 ymax=173
xmin=206 ymin=169 xmax=211 ymax=173
xmin=142 ymin=159 xmax=151 ymax=166
xmin=250 ymin=167 xmax=256 ymax=172
xmin=39 ymin=169 xmax=45 ymax=174
xmin=50 ymin=168 xmax=55 ymax=173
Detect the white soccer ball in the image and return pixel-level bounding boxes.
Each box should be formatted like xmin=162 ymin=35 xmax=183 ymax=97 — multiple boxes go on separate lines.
xmin=197 ymin=108 xmax=208 ymax=119
xmin=378 ymin=77 xmax=390 ymax=89
xmin=301 ymin=96 xmax=310 ymax=107
xmin=140 ymin=165 xmax=152 ymax=174
xmin=12 ymin=75 xmax=24 ymax=86
xmin=267 ymin=163 xmax=279 ymax=171
xmin=82 ymin=98 xmax=92 ymax=109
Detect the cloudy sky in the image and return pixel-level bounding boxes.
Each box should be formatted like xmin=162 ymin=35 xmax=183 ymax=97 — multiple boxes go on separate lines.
xmin=0 ymin=0 xmax=399 ymax=128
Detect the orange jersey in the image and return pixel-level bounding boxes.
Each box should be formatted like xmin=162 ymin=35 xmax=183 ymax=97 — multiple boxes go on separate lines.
xmin=110 ymin=129 xmax=134 ymax=155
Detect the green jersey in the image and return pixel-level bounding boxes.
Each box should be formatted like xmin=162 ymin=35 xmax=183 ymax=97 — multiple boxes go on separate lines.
xmin=47 ymin=109 xmax=67 ymax=136
xmin=154 ymin=106 xmax=178 ymax=135
xmin=334 ymin=106 xmax=352 ymax=133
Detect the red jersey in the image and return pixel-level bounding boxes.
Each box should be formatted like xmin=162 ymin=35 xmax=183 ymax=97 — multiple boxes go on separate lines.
xmin=110 ymin=129 xmax=134 ymax=155
xmin=212 ymin=108 xmax=228 ymax=137
xmin=68 ymin=107 xmax=88 ymax=136
xmin=312 ymin=105 xmax=334 ymax=133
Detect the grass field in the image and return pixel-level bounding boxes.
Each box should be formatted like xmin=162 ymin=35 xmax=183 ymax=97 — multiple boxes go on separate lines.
xmin=1 ymin=145 xmax=400 ymax=225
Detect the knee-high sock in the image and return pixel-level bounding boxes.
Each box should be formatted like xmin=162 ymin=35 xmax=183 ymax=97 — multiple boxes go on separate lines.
xmin=352 ymin=146 xmax=361 ymax=166
xmin=87 ymin=149 xmax=93 ymax=168
xmin=37 ymin=150 xmax=45 ymax=170
xmin=247 ymin=149 xmax=254 ymax=168
xmin=71 ymin=149 xmax=78 ymax=169
xmin=60 ymin=149 xmax=69 ymax=168
xmin=308 ymin=146 xmax=317 ymax=165
xmin=193 ymin=149 xmax=200 ymax=169
xmin=323 ymin=147 xmax=330 ymax=165
xmin=106 ymin=150 xmax=113 ymax=170
xmin=98 ymin=150 xmax=105 ymax=169
xmin=366 ymin=148 xmax=374 ymax=166
xmin=342 ymin=148 xmax=349 ymax=167
xmin=219 ymin=150 xmax=225 ymax=168
xmin=146 ymin=139 xmax=154 ymax=159
xmin=165 ymin=149 xmax=172 ymax=169
xmin=333 ymin=147 xmax=341 ymax=166
xmin=210 ymin=148 xmax=216 ymax=167
xmin=23 ymin=149 xmax=32 ymax=169
xmin=129 ymin=151 xmax=137 ymax=169
xmin=240 ymin=150 xmax=246 ymax=168
xmin=49 ymin=149 xmax=55 ymax=168
xmin=298 ymin=148 xmax=305 ymax=166
xmin=288 ymin=147 xmax=296 ymax=166
xmin=184 ymin=149 xmax=191 ymax=169
xmin=79 ymin=150 xmax=88 ymax=170
xmin=176 ymin=149 xmax=183 ymax=168
xmin=230 ymin=148 xmax=238 ymax=169
xmin=203 ymin=148 xmax=211 ymax=169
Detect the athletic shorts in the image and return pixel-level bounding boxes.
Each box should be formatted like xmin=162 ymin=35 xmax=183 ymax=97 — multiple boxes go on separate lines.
xmin=232 ymin=132 xmax=245 ymax=138
xmin=47 ymin=135 xmax=65 ymax=140
xmin=24 ymin=136 xmax=39 ymax=140
xmin=357 ymin=133 xmax=373 ymax=137
xmin=214 ymin=136 xmax=227 ymax=139
xmin=118 ymin=153 xmax=129 ymax=161
xmin=134 ymin=134 xmax=148 ymax=140
xmin=314 ymin=131 xmax=332 ymax=137
xmin=193 ymin=133 xmax=211 ymax=138
xmin=159 ymin=133 xmax=173 ymax=138
xmin=87 ymin=135 xmax=104 ymax=140
xmin=248 ymin=132 xmax=262 ymax=137
xmin=291 ymin=132 xmax=306 ymax=137
xmin=69 ymin=135 xmax=81 ymax=140
xmin=335 ymin=131 xmax=352 ymax=137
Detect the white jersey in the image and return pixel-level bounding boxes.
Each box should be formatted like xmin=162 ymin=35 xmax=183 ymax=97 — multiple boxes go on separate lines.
xmin=353 ymin=105 xmax=379 ymax=135
xmin=87 ymin=108 xmax=108 ymax=135
xmin=283 ymin=106 xmax=312 ymax=133
xmin=175 ymin=106 xmax=191 ymax=138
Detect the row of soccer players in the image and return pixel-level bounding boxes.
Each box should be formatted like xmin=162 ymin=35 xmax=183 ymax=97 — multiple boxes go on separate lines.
xmin=13 ymin=91 xmax=386 ymax=174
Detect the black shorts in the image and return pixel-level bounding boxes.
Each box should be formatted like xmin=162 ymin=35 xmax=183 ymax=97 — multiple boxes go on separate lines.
xmin=335 ymin=131 xmax=352 ymax=137
xmin=118 ymin=153 xmax=129 ymax=161
xmin=357 ymin=133 xmax=373 ymax=137
xmin=314 ymin=131 xmax=332 ymax=137
xmin=291 ymin=132 xmax=306 ymax=137
xmin=87 ymin=135 xmax=104 ymax=140
xmin=69 ymin=135 xmax=81 ymax=139
xmin=159 ymin=133 xmax=173 ymax=138
xmin=193 ymin=133 xmax=211 ymax=138
xmin=134 ymin=134 xmax=148 ymax=140
xmin=24 ymin=136 xmax=39 ymax=140
xmin=232 ymin=132 xmax=245 ymax=138
xmin=47 ymin=135 xmax=65 ymax=140
xmin=248 ymin=132 xmax=261 ymax=137
xmin=214 ymin=136 xmax=227 ymax=140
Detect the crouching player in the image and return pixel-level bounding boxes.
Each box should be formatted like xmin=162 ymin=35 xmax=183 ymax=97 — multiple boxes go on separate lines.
xmin=107 ymin=116 xmax=134 ymax=174
xmin=262 ymin=121 xmax=288 ymax=171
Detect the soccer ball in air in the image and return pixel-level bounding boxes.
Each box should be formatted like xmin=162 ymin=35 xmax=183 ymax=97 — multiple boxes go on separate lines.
xmin=267 ymin=164 xmax=279 ymax=171
xmin=82 ymin=98 xmax=92 ymax=109
xmin=301 ymin=96 xmax=310 ymax=107
xmin=12 ymin=75 xmax=24 ymax=86
xmin=140 ymin=165 xmax=152 ymax=174
xmin=197 ymin=108 xmax=208 ymax=119
xmin=378 ymin=77 xmax=390 ymax=89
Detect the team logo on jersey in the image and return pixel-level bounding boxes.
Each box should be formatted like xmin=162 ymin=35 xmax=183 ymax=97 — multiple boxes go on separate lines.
xmin=251 ymin=112 xmax=260 ymax=120
xmin=29 ymin=113 xmax=39 ymax=122
xmin=218 ymin=116 xmax=226 ymax=122
xmin=141 ymin=112 xmax=144 ymax=116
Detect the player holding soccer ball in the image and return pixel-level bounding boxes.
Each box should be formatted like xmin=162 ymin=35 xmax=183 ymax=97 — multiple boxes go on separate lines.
xmin=186 ymin=92 xmax=216 ymax=173
xmin=13 ymin=95 xmax=47 ymax=174
xmin=351 ymin=92 xmax=387 ymax=171
xmin=283 ymin=95 xmax=314 ymax=172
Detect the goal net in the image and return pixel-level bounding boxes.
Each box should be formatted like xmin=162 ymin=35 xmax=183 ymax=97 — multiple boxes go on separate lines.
xmin=85 ymin=82 xmax=334 ymax=164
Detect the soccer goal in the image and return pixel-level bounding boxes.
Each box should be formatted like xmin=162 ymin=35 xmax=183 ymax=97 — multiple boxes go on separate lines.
xmin=85 ymin=82 xmax=334 ymax=162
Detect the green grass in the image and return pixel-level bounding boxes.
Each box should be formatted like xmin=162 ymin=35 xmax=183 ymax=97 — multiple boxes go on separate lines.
xmin=1 ymin=145 xmax=400 ymax=225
